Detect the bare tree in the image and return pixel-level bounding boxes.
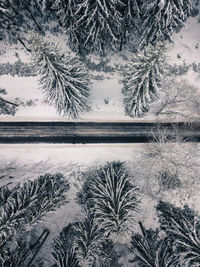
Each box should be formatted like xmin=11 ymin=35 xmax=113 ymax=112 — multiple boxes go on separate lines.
xmin=132 ymin=126 xmax=200 ymax=202
xmin=152 ymin=79 xmax=200 ymax=121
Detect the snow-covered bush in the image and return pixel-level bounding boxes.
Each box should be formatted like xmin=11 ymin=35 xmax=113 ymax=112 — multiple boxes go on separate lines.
xmin=157 ymin=170 xmax=182 ymax=191
xmin=122 ymin=42 xmax=167 ymax=117
xmin=0 ymin=88 xmax=18 ymax=116
xmin=0 ymin=60 xmax=36 ymax=77
xmin=30 ymin=33 xmax=90 ymax=118
xmin=132 ymin=126 xmax=200 ymax=199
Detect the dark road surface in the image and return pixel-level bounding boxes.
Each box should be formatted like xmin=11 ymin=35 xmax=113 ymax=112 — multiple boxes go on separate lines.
xmin=0 ymin=121 xmax=199 ymax=143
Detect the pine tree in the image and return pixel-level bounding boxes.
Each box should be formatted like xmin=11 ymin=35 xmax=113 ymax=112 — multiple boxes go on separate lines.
xmin=52 ymin=0 xmax=81 ymax=52
xmin=122 ymin=42 xmax=167 ymax=117
xmin=157 ymin=201 xmax=200 ymax=266
xmin=52 ymin=0 xmax=78 ymax=28
xmin=79 ymin=0 xmax=122 ymax=54
xmin=140 ymin=0 xmax=193 ymax=45
xmin=73 ymin=204 xmax=105 ymax=267
xmin=1 ymin=228 xmax=49 ymax=267
xmin=52 ymin=223 xmax=79 ymax=267
xmin=89 ymin=161 xmax=139 ymax=241
xmin=1 ymin=0 xmax=44 ymax=32
xmin=130 ymin=222 xmax=178 ymax=266
xmin=118 ymin=0 xmax=141 ymax=50
xmin=54 ymin=0 xmax=123 ymax=54
xmin=0 ymin=173 xmax=69 ymax=256
xmin=30 ymin=33 xmax=90 ymax=118
xmin=0 ymin=1 xmax=33 ymax=51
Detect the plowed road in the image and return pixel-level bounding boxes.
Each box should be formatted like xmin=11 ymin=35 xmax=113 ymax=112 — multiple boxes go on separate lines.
xmin=0 ymin=122 xmax=199 ymax=143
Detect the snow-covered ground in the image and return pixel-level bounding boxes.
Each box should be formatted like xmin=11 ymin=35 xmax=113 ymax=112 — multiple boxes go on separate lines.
xmin=168 ymin=17 xmax=200 ymax=65
xmin=1 ymin=13 xmax=200 ymax=121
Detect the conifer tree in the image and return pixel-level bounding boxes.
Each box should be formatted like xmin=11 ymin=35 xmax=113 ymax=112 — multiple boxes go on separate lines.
xmin=53 ymin=0 xmax=123 ymax=54
xmin=52 ymin=0 xmax=78 ymax=28
xmin=122 ymin=42 xmax=167 ymax=117
xmin=52 ymin=0 xmax=81 ymax=52
xmin=73 ymin=204 xmax=104 ymax=267
xmin=79 ymin=0 xmax=122 ymax=54
xmin=140 ymin=0 xmax=193 ymax=45
xmin=52 ymin=223 xmax=79 ymax=267
xmin=89 ymin=161 xmax=139 ymax=241
xmin=130 ymin=222 xmax=178 ymax=266
xmin=118 ymin=0 xmax=141 ymax=50
xmin=30 ymin=33 xmax=90 ymax=118
xmin=0 ymin=173 xmax=69 ymax=259
xmin=157 ymin=201 xmax=200 ymax=266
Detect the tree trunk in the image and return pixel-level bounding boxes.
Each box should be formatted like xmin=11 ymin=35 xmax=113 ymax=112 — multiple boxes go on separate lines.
xmin=24 ymin=6 xmax=43 ymax=32
xmin=17 ymin=36 xmax=31 ymax=52
xmin=0 ymin=97 xmax=18 ymax=107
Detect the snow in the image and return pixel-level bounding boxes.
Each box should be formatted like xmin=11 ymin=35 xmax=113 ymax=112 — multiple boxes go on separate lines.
xmin=0 ymin=143 xmax=144 ymax=167
xmin=168 ymin=17 xmax=200 ymax=65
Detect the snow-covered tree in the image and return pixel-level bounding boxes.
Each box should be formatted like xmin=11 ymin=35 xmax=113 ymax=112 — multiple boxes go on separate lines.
xmin=52 ymin=0 xmax=78 ymax=28
xmin=89 ymin=161 xmax=139 ymax=241
xmin=52 ymin=0 xmax=82 ymax=52
xmin=140 ymin=0 xmax=193 ymax=45
xmin=52 ymin=223 xmax=78 ymax=267
xmin=1 ymin=228 xmax=49 ymax=266
xmin=54 ymin=0 xmax=123 ymax=54
xmin=73 ymin=204 xmax=104 ymax=267
xmin=1 ymin=0 xmax=45 ymax=32
xmin=122 ymin=42 xmax=167 ymax=117
xmin=0 ymin=0 xmax=45 ymax=50
xmin=130 ymin=222 xmax=178 ymax=266
xmin=30 ymin=33 xmax=90 ymax=118
xmin=118 ymin=0 xmax=141 ymax=50
xmin=0 ymin=97 xmax=18 ymax=115
xmin=157 ymin=201 xmax=200 ymax=266
xmin=0 ymin=173 xmax=69 ymax=258
xmin=80 ymin=0 xmax=122 ymax=54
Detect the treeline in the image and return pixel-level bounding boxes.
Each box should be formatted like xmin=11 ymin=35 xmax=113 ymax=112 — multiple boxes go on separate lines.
xmin=0 ymin=0 xmax=194 ymax=55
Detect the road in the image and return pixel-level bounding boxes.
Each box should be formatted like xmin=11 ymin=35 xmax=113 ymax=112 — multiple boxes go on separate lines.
xmin=0 ymin=121 xmax=199 ymax=143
